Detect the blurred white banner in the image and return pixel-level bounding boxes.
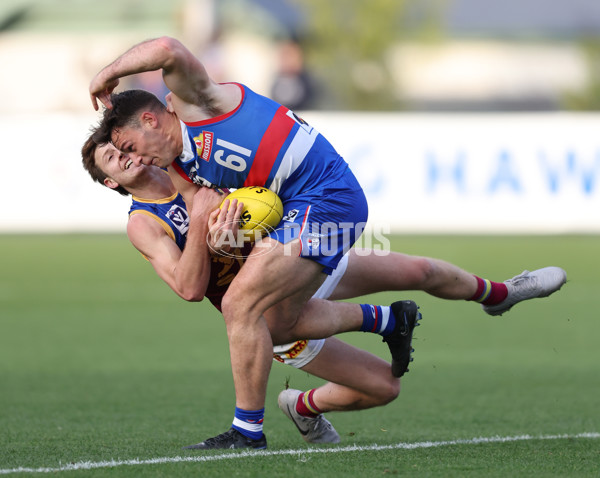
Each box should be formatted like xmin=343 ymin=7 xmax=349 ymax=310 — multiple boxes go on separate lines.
xmin=1 ymin=112 xmax=598 ymax=233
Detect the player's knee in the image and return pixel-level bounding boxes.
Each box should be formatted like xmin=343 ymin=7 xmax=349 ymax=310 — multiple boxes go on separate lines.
xmin=221 ymin=288 xmax=259 ymax=327
xmin=377 ymin=378 xmax=400 ymax=406
xmin=414 ymin=257 xmax=437 ymax=288
xmin=264 ymin=303 xmax=302 ymax=344
xmin=220 ymin=292 xmax=235 ymax=325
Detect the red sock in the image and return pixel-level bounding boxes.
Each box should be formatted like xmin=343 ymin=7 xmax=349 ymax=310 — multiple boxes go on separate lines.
xmin=470 ymin=276 xmax=508 ymax=305
xmin=295 ymin=389 xmax=322 ymax=418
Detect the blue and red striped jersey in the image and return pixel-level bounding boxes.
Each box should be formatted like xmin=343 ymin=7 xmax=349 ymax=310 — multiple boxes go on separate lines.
xmin=172 ymin=83 xmax=347 ymax=201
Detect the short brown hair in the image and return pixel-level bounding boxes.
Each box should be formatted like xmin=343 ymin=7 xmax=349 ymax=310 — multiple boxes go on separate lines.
xmin=93 ymin=89 xmax=167 ymax=145
xmin=81 ymin=132 xmax=129 ymax=196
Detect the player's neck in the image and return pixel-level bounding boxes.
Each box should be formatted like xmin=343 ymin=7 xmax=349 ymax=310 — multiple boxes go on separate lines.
xmin=164 ymin=113 xmax=184 ymax=158
xmin=127 ymin=168 xmax=176 ymax=200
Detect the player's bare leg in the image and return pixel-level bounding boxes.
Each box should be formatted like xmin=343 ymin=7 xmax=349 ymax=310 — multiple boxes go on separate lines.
xmin=223 ymin=238 xmax=324 ymax=401
xmin=184 ymin=239 xmax=325 ymax=450
xmin=267 ymin=297 xmax=364 ymax=343
xmin=301 ymin=337 xmax=400 ymax=410
xmin=331 ymin=249 xmax=566 ymax=315
xmin=330 ymin=249 xmax=478 ymax=301
xmin=188 ymin=239 xmax=421 ymax=449
xmin=183 ymin=238 xmax=327 ymax=450
xmin=278 ymin=337 xmax=399 ymax=443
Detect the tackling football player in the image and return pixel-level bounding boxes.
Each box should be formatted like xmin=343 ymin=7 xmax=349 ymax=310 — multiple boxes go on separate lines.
xmin=82 ymin=138 xmax=567 ymax=448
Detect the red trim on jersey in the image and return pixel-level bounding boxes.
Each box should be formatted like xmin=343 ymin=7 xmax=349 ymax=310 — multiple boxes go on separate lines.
xmin=243 ymin=106 xmax=295 ymax=187
xmin=370 ymin=306 xmax=379 ymax=333
xmin=297 ymin=205 xmax=311 ymax=257
xmin=172 ymin=161 xmax=194 ymax=183
xmin=183 ymin=83 xmax=245 ymax=127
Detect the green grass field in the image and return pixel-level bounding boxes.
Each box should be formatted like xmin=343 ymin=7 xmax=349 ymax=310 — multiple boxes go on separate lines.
xmin=1 ymin=234 xmax=599 ymax=477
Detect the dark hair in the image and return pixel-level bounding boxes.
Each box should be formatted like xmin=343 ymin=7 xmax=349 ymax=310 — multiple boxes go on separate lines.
xmin=81 ymin=132 xmax=130 ymax=197
xmin=93 ymin=89 xmax=167 ymax=145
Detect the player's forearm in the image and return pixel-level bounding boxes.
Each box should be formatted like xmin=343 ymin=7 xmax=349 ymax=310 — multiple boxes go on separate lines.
xmin=98 ymin=37 xmax=175 ymax=82
xmin=173 ymin=212 xmax=212 ymax=301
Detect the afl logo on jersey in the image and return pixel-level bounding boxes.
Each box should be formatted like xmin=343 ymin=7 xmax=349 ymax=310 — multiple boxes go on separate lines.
xmin=193 ymin=131 xmax=214 ymax=162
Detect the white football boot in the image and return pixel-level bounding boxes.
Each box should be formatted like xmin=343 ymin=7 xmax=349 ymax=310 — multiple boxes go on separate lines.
xmin=278 ymin=389 xmax=340 ymax=444
xmin=482 ymin=267 xmax=567 ymax=316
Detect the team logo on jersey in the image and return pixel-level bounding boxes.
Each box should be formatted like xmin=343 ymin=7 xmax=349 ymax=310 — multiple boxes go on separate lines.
xmin=193 ymin=131 xmax=214 ymax=162
xmin=290 ymin=111 xmax=308 ymax=126
xmin=282 ymin=209 xmax=299 ymax=222
xmin=165 ymin=204 xmax=189 ymax=235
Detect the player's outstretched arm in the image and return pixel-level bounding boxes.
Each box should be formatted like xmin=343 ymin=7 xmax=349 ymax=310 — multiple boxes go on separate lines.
xmin=89 ymin=36 xmax=227 ymax=114
xmin=89 ymin=37 xmax=182 ymax=110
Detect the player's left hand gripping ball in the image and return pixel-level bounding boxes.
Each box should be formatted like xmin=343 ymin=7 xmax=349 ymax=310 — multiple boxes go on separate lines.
xmin=220 ymin=187 xmax=283 ymax=241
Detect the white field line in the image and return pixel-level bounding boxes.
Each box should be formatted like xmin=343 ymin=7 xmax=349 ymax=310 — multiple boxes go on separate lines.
xmin=1 ymin=432 xmax=598 ymax=475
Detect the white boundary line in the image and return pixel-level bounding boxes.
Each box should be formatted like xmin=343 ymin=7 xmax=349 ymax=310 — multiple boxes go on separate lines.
xmin=1 ymin=432 xmax=598 ymax=475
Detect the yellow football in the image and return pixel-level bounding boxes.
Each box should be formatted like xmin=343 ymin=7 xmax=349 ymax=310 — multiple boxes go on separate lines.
xmin=220 ymin=186 xmax=284 ymax=240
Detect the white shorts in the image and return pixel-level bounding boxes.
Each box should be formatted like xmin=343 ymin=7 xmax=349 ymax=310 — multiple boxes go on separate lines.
xmin=272 ymin=253 xmax=349 ymax=368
